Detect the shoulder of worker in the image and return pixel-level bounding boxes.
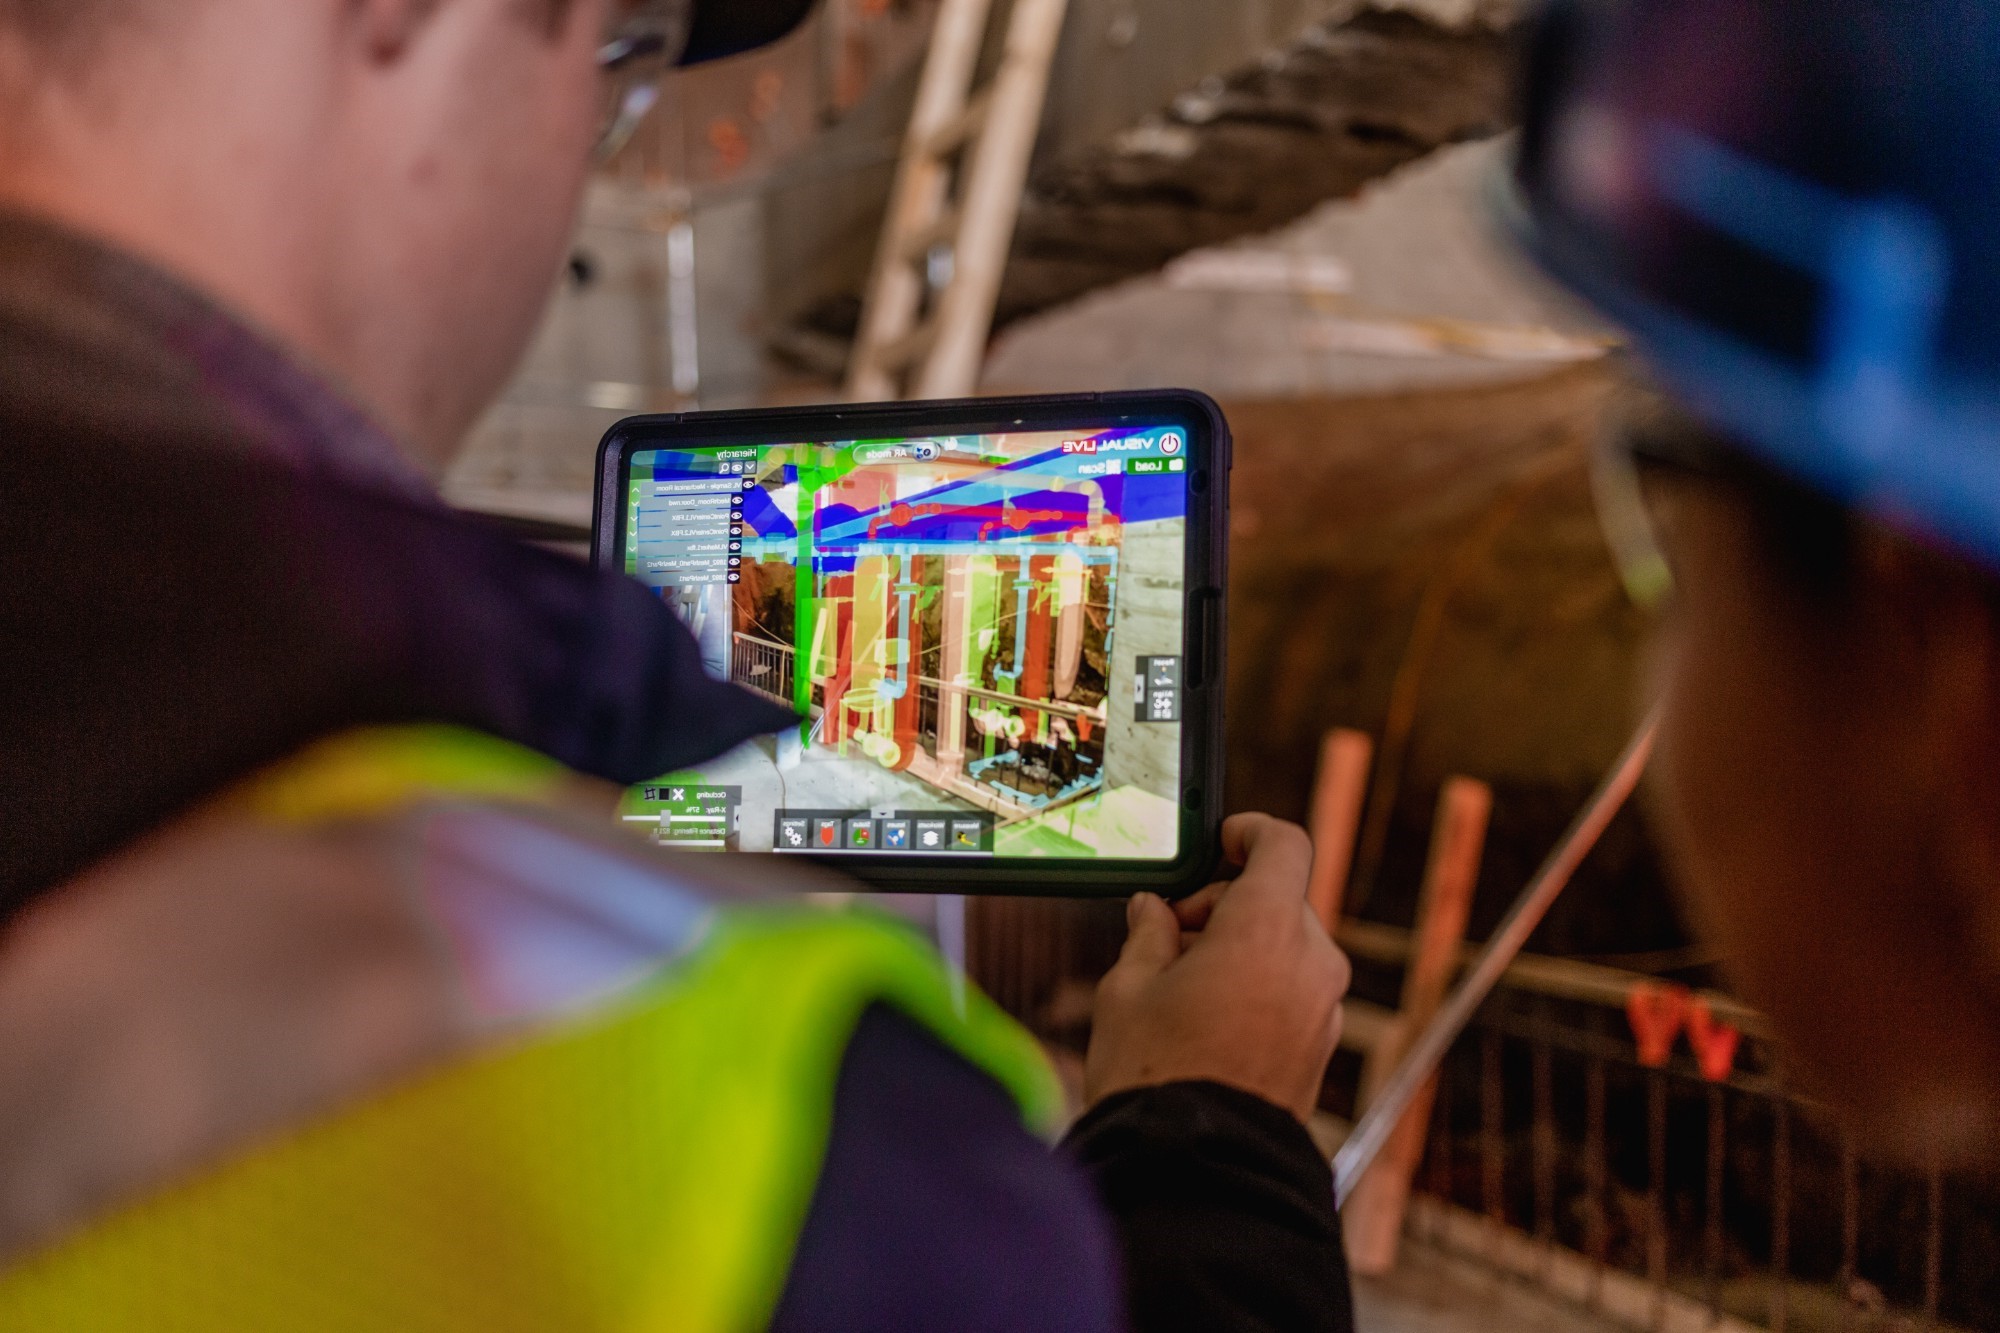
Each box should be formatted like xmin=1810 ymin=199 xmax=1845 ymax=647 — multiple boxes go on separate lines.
xmin=0 ymin=766 xmax=1119 ymax=1333
xmin=0 ymin=774 xmax=615 ymax=1262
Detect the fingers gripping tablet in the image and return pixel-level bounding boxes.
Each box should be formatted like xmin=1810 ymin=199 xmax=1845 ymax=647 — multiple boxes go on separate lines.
xmin=592 ymin=391 xmax=1229 ymax=897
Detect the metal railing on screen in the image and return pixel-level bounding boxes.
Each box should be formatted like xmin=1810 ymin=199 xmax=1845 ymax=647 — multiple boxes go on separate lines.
xmin=731 ymin=631 xmax=1103 ymax=759
xmin=730 ymin=632 xmax=796 ymax=704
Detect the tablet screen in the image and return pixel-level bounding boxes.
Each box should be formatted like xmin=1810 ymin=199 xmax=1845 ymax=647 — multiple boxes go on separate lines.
xmin=618 ymin=424 xmax=1192 ymax=861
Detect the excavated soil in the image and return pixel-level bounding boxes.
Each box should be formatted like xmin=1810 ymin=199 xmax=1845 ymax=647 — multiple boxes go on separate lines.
xmin=1219 ymin=362 xmax=1685 ymax=953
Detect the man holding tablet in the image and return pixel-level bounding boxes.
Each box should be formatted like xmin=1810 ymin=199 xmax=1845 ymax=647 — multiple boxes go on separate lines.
xmin=0 ymin=2 xmax=1355 ymax=1330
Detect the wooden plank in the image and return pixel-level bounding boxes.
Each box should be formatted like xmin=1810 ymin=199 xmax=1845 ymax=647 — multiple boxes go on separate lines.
xmin=844 ymin=0 xmax=997 ymax=401
xmin=1305 ymin=728 xmax=1374 ymax=931
xmin=915 ymin=0 xmax=1071 ymax=398
xmin=875 ymin=319 xmax=940 ymax=375
xmin=1343 ymin=776 xmax=1491 ymax=1276
xmin=1338 ymin=998 xmax=1399 ymax=1056
xmin=897 ymin=209 xmax=965 ymax=264
xmin=1333 ymin=919 xmax=1770 ymax=1039
xmin=923 ymin=88 xmax=994 ymax=159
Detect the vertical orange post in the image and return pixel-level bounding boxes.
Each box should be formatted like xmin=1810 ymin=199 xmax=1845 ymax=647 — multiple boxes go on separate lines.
xmin=1306 ymin=730 xmax=1375 ymax=932
xmin=1019 ymin=554 xmax=1055 ymax=740
xmin=890 ymin=555 xmax=924 ymax=769
xmin=1343 ymin=776 xmax=1492 ymax=1276
xmin=822 ymin=572 xmax=856 ymax=745
xmin=937 ymin=558 xmax=972 ymax=779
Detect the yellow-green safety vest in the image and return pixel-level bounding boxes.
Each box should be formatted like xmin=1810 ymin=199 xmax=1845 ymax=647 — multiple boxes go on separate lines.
xmin=0 ymin=727 xmax=1062 ymax=1331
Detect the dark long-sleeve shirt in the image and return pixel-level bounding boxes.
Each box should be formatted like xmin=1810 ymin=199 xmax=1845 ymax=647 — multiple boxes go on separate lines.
xmin=1066 ymin=1082 xmax=1356 ymax=1332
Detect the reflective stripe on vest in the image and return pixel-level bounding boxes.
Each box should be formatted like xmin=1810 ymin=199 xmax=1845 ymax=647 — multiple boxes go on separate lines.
xmin=0 ymin=727 xmax=1063 ymax=1331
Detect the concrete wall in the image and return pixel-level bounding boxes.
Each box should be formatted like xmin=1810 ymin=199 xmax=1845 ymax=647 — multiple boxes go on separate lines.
xmin=1102 ymin=517 xmax=1186 ymax=802
xmin=983 ymin=138 xmax=1611 ymax=400
xmin=448 ymin=182 xmax=777 ymax=507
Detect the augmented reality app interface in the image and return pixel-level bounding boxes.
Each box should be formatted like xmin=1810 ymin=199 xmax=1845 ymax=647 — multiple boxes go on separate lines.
xmin=621 ymin=424 xmax=1191 ymax=861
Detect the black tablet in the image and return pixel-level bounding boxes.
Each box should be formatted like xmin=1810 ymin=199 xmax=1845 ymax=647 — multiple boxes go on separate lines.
xmin=592 ymin=390 xmax=1228 ymax=897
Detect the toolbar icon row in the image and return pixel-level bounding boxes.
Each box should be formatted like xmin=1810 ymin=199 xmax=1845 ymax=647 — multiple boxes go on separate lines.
xmin=774 ymin=813 xmax=989 ymax=853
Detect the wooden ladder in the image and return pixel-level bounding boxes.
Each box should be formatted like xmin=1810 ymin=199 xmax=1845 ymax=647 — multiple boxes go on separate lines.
xmin=843 ymin=0 xmax=1068 ymax=402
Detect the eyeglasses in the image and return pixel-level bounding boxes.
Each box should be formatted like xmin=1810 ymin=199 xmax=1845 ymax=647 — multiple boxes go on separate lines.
xmin=1591 ymin=409 xmax=1679 ymax=615
xmin=598 ymin=0 xmax=695 ymax=161
xmin=1592 ymin=392 xmax=1785 ymax=614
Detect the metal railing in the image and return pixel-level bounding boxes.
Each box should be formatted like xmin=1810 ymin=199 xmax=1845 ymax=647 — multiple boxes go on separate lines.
xmin=910 ymin=678 xmax=1105 ymax=809
xmin=1343 ymin=936 xmax=1980 ymax=1332
xmin=729 ymin=634 xmax=1107 ymax=804
xmin=731 ymin=632 xmax=795 ymax=704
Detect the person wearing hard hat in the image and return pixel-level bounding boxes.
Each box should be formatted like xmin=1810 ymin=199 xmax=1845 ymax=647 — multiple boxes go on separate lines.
xmin=0 ymin=1 xmax=1356 ymax=1329
xmin=1509 ymin=0 xmax=2000 ymax=1161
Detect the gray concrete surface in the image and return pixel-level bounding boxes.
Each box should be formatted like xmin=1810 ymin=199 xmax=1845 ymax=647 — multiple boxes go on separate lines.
xmin=448 ymin=180 xmax=786 ymax=508
xmin=980 ymin=137 xmax=1612 ymax=399
xmin=1102 ymin=517 xmax=1185 ymax=801
xmin=1354 ymin=1240 xmax=1629 ymax=1333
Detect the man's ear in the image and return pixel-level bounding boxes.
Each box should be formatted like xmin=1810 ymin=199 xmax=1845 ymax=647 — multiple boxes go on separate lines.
xmin=352 ymin=0 xmax=447 ymax=62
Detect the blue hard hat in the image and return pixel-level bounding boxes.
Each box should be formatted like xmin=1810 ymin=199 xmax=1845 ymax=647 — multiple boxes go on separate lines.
xmin=1505 ymin=0 xmax=2000 ymax=569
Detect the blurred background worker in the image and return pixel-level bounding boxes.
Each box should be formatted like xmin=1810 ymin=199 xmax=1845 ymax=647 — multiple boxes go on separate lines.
xmin=1512 ymin=0 xmax=2000 ymax=1165
xmin=0 ymin=1 xmax=1356 ymax=1330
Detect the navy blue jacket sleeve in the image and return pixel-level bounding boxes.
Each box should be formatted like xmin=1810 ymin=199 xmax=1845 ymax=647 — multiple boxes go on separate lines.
xmin=771 ymin=1006 xmax=1123 ymax=1333
xmin=770 ymin=1015 xmax=1358 ymax=1333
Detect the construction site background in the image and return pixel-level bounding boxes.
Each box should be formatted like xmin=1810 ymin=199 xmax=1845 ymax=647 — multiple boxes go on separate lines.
xmin=445 ymin=5 xmax=2000 ymax=1330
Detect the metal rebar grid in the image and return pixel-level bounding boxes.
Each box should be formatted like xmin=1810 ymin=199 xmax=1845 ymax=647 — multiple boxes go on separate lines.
xmin=1400 ymin=981 xmax=1985 ymax=1330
